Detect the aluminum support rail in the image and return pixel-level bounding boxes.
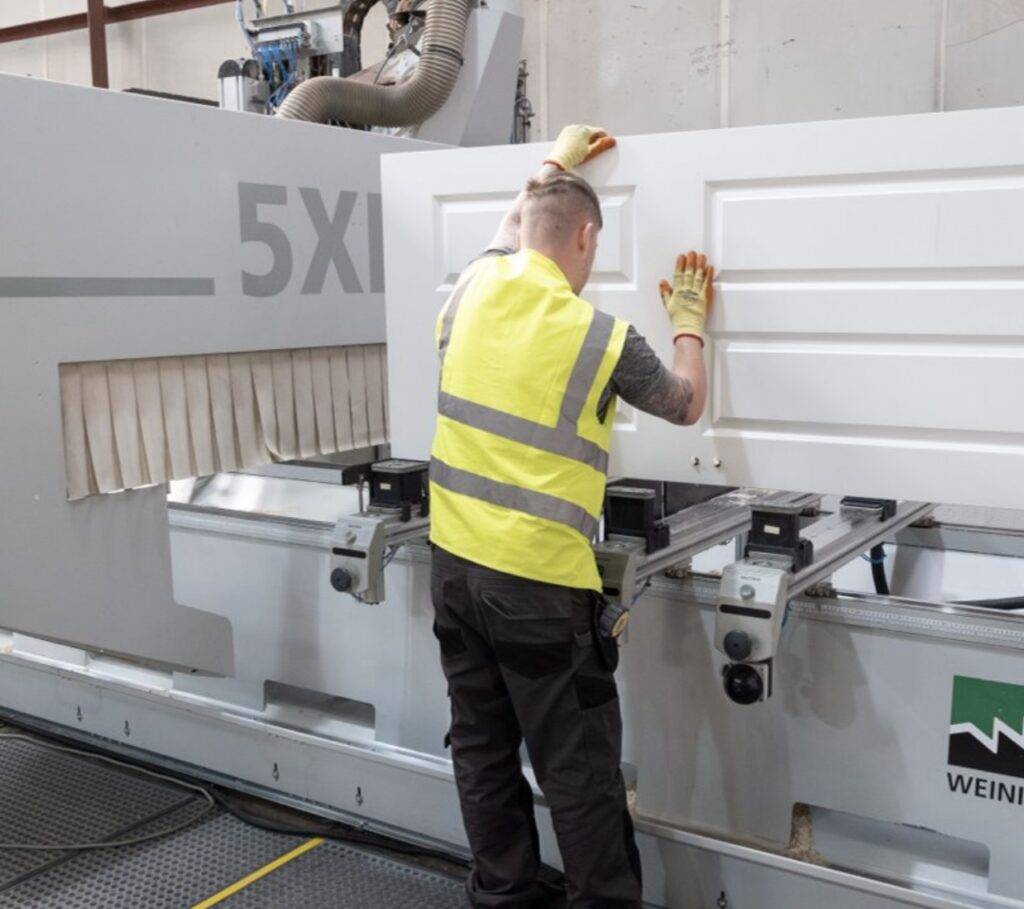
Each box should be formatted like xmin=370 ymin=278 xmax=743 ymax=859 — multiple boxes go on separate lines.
xmin=787 ymin=500 xmax=935 ymax=601
xmin=381 ymin=513 xmax=431 ymax=548
xmin=595 ymin=489 xmax=820 ymax=606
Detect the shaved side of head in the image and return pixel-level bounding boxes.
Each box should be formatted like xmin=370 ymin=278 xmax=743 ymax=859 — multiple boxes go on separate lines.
xmin=519 ymin=172 xmax=603 ymax=249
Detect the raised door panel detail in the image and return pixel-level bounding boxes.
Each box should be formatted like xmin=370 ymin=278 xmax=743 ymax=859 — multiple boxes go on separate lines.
xmin=713 ymin=341 xmax=1024 ymax=435
xmin=434 ymin=188 xmax=637 ymax=289
xmin=711 ymin=173 xmax=1024 ymax=272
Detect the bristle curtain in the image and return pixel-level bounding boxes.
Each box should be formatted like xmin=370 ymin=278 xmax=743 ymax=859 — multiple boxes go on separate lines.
xmin=59 ymin=344 xmax=388 ymax=500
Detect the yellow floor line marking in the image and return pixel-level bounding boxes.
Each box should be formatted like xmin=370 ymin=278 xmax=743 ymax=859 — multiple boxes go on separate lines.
xmin=190 ymin=836 xmax=325 ymax=908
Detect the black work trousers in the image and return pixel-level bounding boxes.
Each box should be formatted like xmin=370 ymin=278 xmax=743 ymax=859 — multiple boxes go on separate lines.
xmin=430 ymin=546 xmax=642 ymax=908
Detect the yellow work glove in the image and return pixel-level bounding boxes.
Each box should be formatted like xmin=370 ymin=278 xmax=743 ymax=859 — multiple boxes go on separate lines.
xmin=659 ymin=251 xmax=715 ymax=343
xmin=544 ymin=124 xmax=617 ymax=171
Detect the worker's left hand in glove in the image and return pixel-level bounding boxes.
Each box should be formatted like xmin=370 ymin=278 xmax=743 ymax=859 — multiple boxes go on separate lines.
xmin=544 ymin=124 xmax=617 ymax=172
xmin=659 ymin=251 xmax=715 ymax=344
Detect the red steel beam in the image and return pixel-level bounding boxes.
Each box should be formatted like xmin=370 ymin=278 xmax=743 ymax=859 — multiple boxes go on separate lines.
xmin=0 ymin=0 xmax=235 ymax=46
xmin=87 ymin=0 xmax=109 ymax=88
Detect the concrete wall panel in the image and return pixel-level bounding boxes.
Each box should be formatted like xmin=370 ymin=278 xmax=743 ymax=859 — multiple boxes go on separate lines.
xmin=726 ymin=0 xmax=942 ymax=126
xmin=542 ymin=0 xmax=722 ymax=136
xmin=0 ymin=40 xmax=45 ymax=79
xmin=945 ymin=0 xmax=1024 ymax=110
xmin=0 ymin=1 xmax=44 ymax=78
xmin=142 ymin=5 xmax=245 ymax=100
xmin=40 ymin=0 xmax=144 ymax=93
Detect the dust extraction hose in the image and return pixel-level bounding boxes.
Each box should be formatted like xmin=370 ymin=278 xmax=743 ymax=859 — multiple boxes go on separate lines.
xmin=275 ymin=0 xmax=469 ymax=126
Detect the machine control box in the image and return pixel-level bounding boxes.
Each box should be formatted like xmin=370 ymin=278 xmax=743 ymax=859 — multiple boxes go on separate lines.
xmin=716 ymin=561 xmax=792 ymax=704
xmin=715 ymin=562 xmax=790 ymax=664
xmin=330 ymin=516 xmax=387 ymax=602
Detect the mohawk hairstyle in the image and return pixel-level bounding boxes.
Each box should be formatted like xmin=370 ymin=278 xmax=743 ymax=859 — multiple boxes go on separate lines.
xmin=522 ymin=170 xmax=604 ymax=232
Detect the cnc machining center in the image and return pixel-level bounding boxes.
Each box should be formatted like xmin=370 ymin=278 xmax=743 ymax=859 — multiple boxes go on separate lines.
xmin=3 ymin=19 xmax=1024 ymax=908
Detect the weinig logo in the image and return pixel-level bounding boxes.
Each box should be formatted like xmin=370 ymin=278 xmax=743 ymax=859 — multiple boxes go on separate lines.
xmin=947 ymin=675 xmax=1024 ymax=807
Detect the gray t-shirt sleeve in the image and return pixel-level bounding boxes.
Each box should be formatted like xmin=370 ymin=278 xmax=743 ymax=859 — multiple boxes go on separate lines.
xmin=476 ymin=246 xmax=516 ymax=261
xmin=598 ymin=325 xmax=695 ymax=424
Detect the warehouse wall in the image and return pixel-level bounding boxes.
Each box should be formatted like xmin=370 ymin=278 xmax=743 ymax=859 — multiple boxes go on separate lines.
xmin=1 ymin=0 xmax=1023 ymax=137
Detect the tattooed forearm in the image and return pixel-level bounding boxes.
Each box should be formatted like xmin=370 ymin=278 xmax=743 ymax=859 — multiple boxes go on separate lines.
xmin=674 ymin=377 xmax=696 ymax=425
xmin=634 ymin=370 xmax=695 ymax=425
xmin=605 ymin=326 xmax=707 ymax=426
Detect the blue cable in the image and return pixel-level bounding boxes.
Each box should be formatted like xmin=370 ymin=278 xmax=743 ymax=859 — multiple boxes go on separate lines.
xmin=264 ymin=38 xmax=300 ymax=108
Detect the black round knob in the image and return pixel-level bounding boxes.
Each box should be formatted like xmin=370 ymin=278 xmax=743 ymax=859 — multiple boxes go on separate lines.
xmin=723 ymin=630 xmax=753 ymax=661
xmin=330 ymin=567 xmax=353 ymax=592
xmin=723 ymin=663 xmax=764 ymax=706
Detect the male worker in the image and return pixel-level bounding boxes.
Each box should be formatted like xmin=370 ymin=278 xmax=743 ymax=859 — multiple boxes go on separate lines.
xmin=429 ymin=125 xmax=714 ymax=908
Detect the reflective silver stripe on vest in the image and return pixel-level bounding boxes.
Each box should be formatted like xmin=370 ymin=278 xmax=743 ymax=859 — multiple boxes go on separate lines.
xmin=438 ymin=307 xmax=617 ymax=471
xmin=430 ymin=457 xmax=599 ymax=540
xmin=438 ymin=392 xmax=609 ymax=473
xmin=437 ymin=267 xmax=481 ymax=367
xmin=559 ymin=309 xmax=616 ymax=427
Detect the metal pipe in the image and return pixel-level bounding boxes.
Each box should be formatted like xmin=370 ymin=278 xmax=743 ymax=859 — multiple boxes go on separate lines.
xmin=0 ymin=0 xmax=235 ymax=46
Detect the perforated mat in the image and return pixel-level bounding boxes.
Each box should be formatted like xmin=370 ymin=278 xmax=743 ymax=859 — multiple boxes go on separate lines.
xmin=227 ymin=838 xmax=466 ymax=908
xmin=0 ymin=734 xmax=192 ymax=886
xmin=0 ymin=733 xmax=466 ymax=908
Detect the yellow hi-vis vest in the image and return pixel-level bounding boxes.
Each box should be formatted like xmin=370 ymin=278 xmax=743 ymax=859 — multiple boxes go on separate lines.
xmin=429 ymin=249 xmax=629 ymax=590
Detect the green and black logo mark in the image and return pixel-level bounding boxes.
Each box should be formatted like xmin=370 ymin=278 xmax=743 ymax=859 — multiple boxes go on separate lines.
xmin=949 ymin=675 xmax=1024 ymax=780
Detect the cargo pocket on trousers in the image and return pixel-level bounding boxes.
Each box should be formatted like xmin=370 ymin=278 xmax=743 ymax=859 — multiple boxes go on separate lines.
xmin=482 ymin=580 xmax=575 ymax=679
xmin=432 ymin=621 xmax=468 ymax=660
xmin=574 ymin=669 xmax=622 ymax=782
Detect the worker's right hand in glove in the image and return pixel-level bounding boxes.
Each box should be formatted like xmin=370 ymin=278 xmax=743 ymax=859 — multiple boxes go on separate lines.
xmin=544 ymin=124 xmax=617 ymax=172
xmin=659 ymin=251 xmax=715 ymax=344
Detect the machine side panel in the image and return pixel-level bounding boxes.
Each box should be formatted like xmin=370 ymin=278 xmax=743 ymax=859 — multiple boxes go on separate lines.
xmin=0 ymin=74 xmax=433 ymax=673
xmin=383 ymin=107 xmax=1024 ymax=508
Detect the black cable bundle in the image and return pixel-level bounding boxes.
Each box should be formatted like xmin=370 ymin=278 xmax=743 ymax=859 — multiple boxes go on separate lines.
xmin=869 ymin=544 xmax=889 ymax=596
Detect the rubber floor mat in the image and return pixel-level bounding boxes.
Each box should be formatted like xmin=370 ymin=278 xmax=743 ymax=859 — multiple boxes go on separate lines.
xmin=0 ymin=810 xmax=303 ymax=908
xmin=0 ymin=734 xmax=192 ymax=886
xmin=224 ymin=838 xmax=465 ymax=908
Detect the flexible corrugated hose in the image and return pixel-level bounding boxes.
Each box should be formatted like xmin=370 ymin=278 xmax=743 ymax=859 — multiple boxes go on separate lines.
xmin=275 ymin=0 xmax=469 ymax=126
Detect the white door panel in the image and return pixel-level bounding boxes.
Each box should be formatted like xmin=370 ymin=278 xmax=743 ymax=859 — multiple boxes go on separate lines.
xmin=383 ymin=107 xmax=1024 ymax=508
